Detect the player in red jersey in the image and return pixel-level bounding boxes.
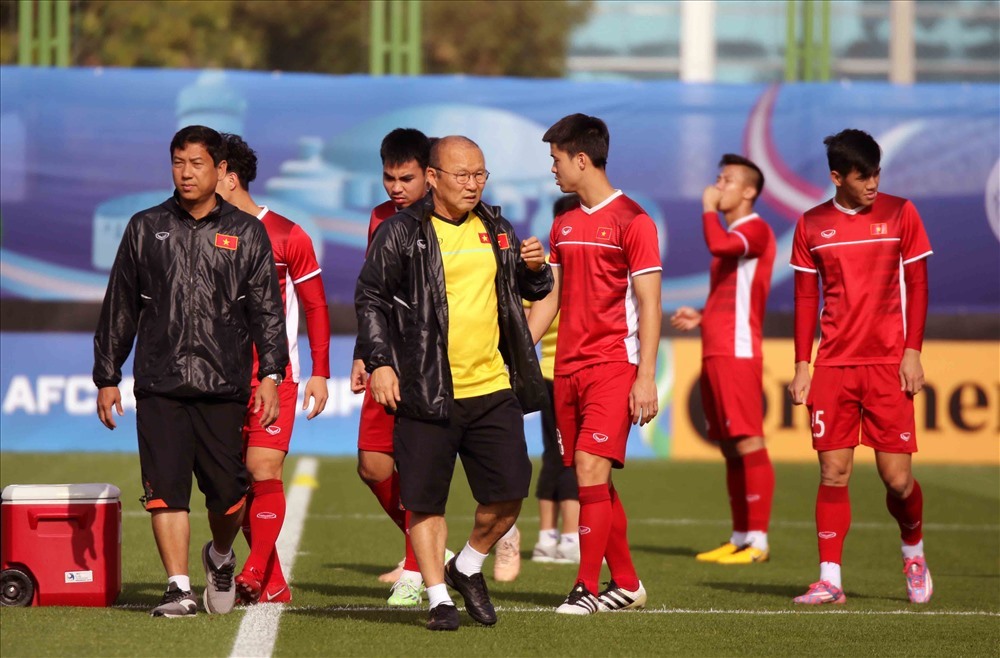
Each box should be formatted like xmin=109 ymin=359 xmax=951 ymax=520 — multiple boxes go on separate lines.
xmin=671 ymin=154 xmax=776 ymax=566
xmin=216 ymin=134 xmax=331 ymax=604
xmin=348 ymin=128 xmax=445 ymax=606
xmin=788 ymin=129 xmax=933 ymax=605
xmin=529 ymin=114 xmax=661 ymax=615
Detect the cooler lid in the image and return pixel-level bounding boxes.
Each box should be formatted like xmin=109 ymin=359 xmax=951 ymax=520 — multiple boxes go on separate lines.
xmin=1 ymin=483 xmax=121 ymax=502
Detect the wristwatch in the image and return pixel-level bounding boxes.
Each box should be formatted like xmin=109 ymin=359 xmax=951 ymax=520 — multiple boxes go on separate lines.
xmin=265 ymin=373 xmax=283 ymax=386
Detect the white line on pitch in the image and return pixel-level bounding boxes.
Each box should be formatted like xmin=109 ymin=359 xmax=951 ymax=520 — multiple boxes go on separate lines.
xmin=230 ymin=456 xmax=318 ymax=658
xmin=276 ymin=604 xmax=1000 ymax=618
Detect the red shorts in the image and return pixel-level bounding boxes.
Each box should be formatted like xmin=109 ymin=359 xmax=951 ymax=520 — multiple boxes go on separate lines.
xmin=700 ymin=356 xmax=764 ymax=441
xmin=807 ymin=364 xmax=917 ymax=453
xmin=357 ymin=380 xmax=395 ymax=453
xmin=243 ymin=380 xmax=299 ymax=452
xmin=554 ymin=361 xmax=636 ymax=469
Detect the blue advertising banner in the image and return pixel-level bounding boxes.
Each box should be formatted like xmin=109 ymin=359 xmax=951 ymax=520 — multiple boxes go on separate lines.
xmin=1 ymin=68 xmax=998 ymax=313
xmin=0 ymin=333 xmax=662 ymax=459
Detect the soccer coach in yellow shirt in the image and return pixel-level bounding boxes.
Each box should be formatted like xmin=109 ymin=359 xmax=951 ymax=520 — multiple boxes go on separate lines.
xmin=355 ymin=135 xmax=552 ymax=631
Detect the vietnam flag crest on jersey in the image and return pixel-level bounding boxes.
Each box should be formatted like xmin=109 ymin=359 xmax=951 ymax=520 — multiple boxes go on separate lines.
xmin=870 ymin=223 xmax=888 ymax=236
xmin=478 ymin=232 xmax=491 ymax=244
xmin=497 ymin=233 xmax=510 ymax=250
xmin=596 ymin=226 xmax=613 ymax=242
xmin=215 ymin=233 xmax=239 ymax=250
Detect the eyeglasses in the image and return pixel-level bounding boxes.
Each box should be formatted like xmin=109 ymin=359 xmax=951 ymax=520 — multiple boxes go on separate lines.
xmin=432 ymin=167 xmax=490 ymax=185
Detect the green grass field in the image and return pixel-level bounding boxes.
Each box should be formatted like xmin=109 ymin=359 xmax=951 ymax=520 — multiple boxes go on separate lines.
xmin=1 ymin=453 xmax=997 ymax=657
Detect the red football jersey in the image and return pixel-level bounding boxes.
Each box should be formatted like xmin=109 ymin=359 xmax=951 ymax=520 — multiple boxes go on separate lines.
xmin=367 ymin=200 xmax=397 ymax=252
xmin=790 ymin=194 xmax=933 ymax=366
xmin=549 ymin=191 xmax=662 ymax=375
xmin=701 ymin=212 xmax=776 ymax=359
xmin=252 ymin=208 xmax=326 ymax=383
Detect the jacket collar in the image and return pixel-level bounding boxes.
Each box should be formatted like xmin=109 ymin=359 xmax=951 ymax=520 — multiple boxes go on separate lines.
xmin=402 ymin=193 xmax=499 ymax=226
xmin=166 ymin=191 xmax=232 ymax=222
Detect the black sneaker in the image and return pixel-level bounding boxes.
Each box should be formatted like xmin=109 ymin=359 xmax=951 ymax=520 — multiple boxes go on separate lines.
xmin=555 ymin=582 xmax=600 ymax=615
xmin=443 ymin=556 xmax=497 ymax=626
xmin=150 ymin=582 xmax=197 ymax=618
xmin=426 ymin=603 xmax=460 ymax=631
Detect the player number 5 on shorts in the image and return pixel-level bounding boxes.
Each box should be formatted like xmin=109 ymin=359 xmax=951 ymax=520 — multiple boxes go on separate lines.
xmin=810 ymin=410 xmax=826 ymax=438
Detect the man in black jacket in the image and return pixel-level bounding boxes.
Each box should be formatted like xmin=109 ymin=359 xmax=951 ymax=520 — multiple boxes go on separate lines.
xmin=355 ymin=135 xmax=551 ymax=631
xmin=93 ymin=125 xmax=288 ymax=618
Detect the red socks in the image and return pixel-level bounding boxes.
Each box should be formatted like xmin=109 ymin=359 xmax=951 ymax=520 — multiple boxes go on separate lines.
xmin=245 ymin=479 xmax=286 ymax=575
xmin=367 ymin=472 xmax=407 ymax=533
xmin=725 ymin=456 xmax=749 ymax=534
xmin=606 ymin=485 xmax=639 ymax=591
xmin=743 ymin=449 xmax=775 ymax=533
xmin=816 ymin=484 xmax=851 ymax=564
xmin=887 ymin=480 xmax=924 ymax=545
xmin=368 ymin=474 xmax=418 ymax=571
xmin=576 ymin=483 xmax=612 ymax=593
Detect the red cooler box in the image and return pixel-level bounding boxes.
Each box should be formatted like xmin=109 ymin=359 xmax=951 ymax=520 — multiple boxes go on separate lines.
xmin=1 ymin=483 xmax=121 ymax=607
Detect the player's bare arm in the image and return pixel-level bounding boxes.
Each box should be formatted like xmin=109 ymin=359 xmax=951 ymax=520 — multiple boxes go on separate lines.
xmin=302 ymin=375 xmax=330 ymax=420
xmin=670 ymin=306 xmax=702 ymax=331
xmin=898 ymin=348 xmax=925 ymax=396
xmin=96 ymin=386 xmax=124 ymax=430
xmin=702 ymin=185 xmax=723 ymax=212
xmin=350 ymin=358 xmax=368 ymax=393
xmin=527 ymin=268 xmax=562 ymax=344
xmin=630 ymin=271 xmax=661 ymax=426
xmin=255 ymin=377 xmax=281 ymax=427
xmin=788 ymin=361 xmax=811 ymax=405
xmin=520 ymin=236 xmax=546 ymax=271
xmin=369 ymin=365 xmax=400 ymax=412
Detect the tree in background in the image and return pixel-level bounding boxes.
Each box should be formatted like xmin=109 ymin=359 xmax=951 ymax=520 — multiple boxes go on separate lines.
xmin=1 ymin=0 xmax=590 ymax=77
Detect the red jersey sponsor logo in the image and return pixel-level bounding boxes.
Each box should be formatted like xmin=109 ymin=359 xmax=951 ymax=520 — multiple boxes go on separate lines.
xmin=870 ymin=223 xmax=888 ymax=236
xmin=900 ymin=432 xmax=911 ymax=442
xmin=215 ymin=233 xmax=239 ymax=250
xmin=478 ymin=232 xmax=491 ymax=244
xmin=579 ymin=525 xmax=591 ymax=535
xmin=820 ymin=229 xmax=836 ymax=238
xmin=596 ymin=226 xmax=613 ymax=242
xmin=256 ymin=511 xmax=278 ymax=520
xmin=561 ymin=226 xmax=572 ymax=235
xmin=497 ymin=233 xmax=510 ymax=250
xmin=265 ymin=425 xmax=281 ymax=435
xmin=592 ymin=432 xmax=609 ymax=443
xmin=818 ymin=531 xmax=837 ymax=539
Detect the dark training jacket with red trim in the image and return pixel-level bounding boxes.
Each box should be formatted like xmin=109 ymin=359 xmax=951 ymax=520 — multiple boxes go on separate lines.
xmin=93 ymin=193 xmax=289 ymax=403
xmin=355 ymin=195 xmax=552 ymax=420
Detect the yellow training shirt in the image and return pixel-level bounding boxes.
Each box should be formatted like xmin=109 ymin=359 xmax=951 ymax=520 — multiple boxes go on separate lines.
xmin=432 ymin=212 xmax=510 ymax=399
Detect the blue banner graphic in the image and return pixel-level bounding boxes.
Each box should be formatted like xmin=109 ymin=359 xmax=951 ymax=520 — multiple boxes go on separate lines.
xmin=0 ymin=333 xmax=662 ymax=459
xmin=1 ymin=68 xmax=997 ymax=312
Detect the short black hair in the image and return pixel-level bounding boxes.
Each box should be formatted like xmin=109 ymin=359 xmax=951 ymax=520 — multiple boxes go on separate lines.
xmin=380 ymin=128 xmax=431 ymax=169
xmin=542 ymin=114 xmax=609 ymax=169
xmin=719 ymin=153 xmax=765 ymax=200
xmin=170 ymin=125 xmax=225 ymax=166
xmin=823 ymin=128 xmax=881 ymax=178
xmin=220 ymin=133 xmax=258 ymax=191
xmin=553 ymin=194 xmax=579 ymax=217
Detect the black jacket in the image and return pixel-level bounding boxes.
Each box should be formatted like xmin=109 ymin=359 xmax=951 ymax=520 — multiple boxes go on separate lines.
xmin=93 ymin=193 xmax=289 ymax=403
xmin=355 ymin=196 xmax=552 ymax=420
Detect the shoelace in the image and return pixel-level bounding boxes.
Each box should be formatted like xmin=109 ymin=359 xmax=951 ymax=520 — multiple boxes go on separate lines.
xmin=496 ymin=540 xmax=516 ymax=566
xmin=212 ymin=561 xmax=235 ymax=592
xmin=160 ymin=586 xmax=189 ymax=604
xmin=905 ymin=563 xmax=925 ymax=587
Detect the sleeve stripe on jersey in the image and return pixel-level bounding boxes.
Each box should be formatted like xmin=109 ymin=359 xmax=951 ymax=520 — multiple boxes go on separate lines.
xmin=291 ymin=269 xmax=322 ymax=285
xmin=902 ymin=250 xmax=933 ymax=265
xmin=549 ymin=262 xmax=562 ymax=268
xmin=556 ymin=240 xmax=623 ymax=251
xmin=789 ymin=264 xmax=818 ymax=273
xmin=810 ymin=237 xmax=900 ymax=252
xmin=631 ymin=266 xmax=662 ymax=276
xmin=732 ymin=230 xmax=750 ymax=257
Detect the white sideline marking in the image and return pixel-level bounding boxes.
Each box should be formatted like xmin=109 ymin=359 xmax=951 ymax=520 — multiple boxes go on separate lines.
xmin=230 ymin=457 xmax=318 ymax=658
xmin=268 ymin=604 xmax=1000 ymax=618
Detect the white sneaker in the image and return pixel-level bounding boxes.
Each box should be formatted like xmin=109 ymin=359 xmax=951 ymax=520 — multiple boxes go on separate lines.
xmin=532 ymin=541 xmax=558 ymax=563
xmin=493 ymin=527 xmax=521 ymax=582
xmin=201 ymin=541 xmax=237 ymax=614
xmin=554 ymin=538 xmax=580 ymax=564
xmin=555 ymin=582 xmax=600 ymax=615
xmin=597 ymin=580 xmax=647 ymax=611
